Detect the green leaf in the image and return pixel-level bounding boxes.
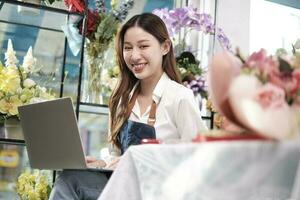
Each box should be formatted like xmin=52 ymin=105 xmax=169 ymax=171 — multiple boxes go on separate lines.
xmin=0 ymin=115 xmax=5 ymax=124
xmin=278 ymin=57 xmax=293 ymax=74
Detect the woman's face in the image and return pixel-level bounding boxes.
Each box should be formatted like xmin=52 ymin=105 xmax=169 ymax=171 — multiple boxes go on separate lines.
xmin=123 ymin=26 xmax=169 ymax=82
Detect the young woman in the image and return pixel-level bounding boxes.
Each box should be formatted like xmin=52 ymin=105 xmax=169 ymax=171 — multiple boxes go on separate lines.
xmin=49 ymin=13 xmax=207 ymax=200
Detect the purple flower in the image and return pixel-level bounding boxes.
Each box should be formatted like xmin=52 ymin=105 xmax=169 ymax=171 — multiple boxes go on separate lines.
xmin=153 ymin=6 xmax=231 ymax=51
xmin=184 ymin=75 xmax=207 ymax=97
xmin=216 ymin=28 xmax=232 ymax=50
xmin=152 ymin=8 xmax=177 ymax=37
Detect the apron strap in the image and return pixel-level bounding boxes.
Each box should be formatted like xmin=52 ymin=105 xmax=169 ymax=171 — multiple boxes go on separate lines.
xmin=125 ymin=86 xmax=140 ymax=119
xmin=147 ymin=101 xmax=156 ymax=126
xmin=125 ymin=85 xmax=157 ymax=126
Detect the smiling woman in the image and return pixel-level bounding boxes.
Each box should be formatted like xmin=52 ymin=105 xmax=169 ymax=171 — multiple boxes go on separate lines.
xmin=49 ymin=13 xmax=207 ymax=200
xmin=122 ymin=26 xmax=167 ymax=82
xmin=108 ymin=13 xmax=208 ymax=153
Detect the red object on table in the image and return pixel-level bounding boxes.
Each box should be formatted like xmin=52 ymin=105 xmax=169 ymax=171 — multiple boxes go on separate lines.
xmin=141 ymin=139 xmax=161 ymax=144
xmin=192 ymin=134 xmax=271 ymax=143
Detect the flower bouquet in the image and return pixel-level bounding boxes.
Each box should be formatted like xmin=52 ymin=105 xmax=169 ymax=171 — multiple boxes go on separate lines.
xmin=63 ymin=0 xmax=134 ymax=103
xmin=0 ymin=39 xmax=55 ymax=124
xmin=208 ymin=48 xmax=300 ymax=139
xmin=16 ymin=170 xmax=52 ymax=200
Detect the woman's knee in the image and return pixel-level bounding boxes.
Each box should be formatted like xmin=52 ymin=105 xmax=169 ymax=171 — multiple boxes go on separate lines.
xmin=50 ymin=170 xmax=108 ymax=200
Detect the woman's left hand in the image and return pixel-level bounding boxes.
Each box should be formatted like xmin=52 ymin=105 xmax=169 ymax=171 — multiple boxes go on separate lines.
xmin=85 ymin=156 xmax=107 ymax=168
xmin=104 ymin=156 xmax=121 ymax=170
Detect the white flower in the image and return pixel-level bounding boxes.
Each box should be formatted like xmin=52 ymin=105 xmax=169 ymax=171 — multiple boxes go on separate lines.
xmin=22 ymin=46 xmax=37 ymax=73
xmin=108 ymin=77 xmax=118 ymax=91
xmin=101 ymin=69 xmax=119 ymax=91
xmin=37 ymin=86 xmax=46 ymax=93
xmin=0 ymin=39 xmax=56 ymax=118
xmin=179 ymin=67 xmax=187 ymax=74
xmin=101 ymin=69 xmax=110 ymax=83
xmin=29 ymin=97 xmax=45 ymax=104
xmin=23 ymin=78 xmax=36 ymax=88
xmin=5 ymin=39 xmax=18 ymax=68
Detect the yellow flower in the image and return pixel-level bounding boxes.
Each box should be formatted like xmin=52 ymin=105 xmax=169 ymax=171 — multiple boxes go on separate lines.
xmin=20 ymin=88 xmax=35 ymax=102
xmin=27 ymin=190 xmax=39 ymax=200
xmin=112 ymin=65 xmax=119 ymax=76
xmin=214 ymin=113 xmax=224 ymax=128
xmin=6 ymin=65 xmax=19 ymax=76
xmin=9 ymin=96 xmax=23 ymax=115
xmin=0 ymin=67 xmax=21 ymax=94
xmin=0 ymin=96 xmax=23 ymax=116
xmin=17 ymin=170 xmax=52 ymax=200
xmin=111 ymin=0 xmax=117 ymax=9
xmin=206 ymin=99 xmax=218 ymax=112
xmin=1 ymin=39 xmax=56 ymax=119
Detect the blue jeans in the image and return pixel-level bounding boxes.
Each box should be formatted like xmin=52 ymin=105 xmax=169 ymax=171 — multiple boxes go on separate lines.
xmin=49 ymin=170 xmax=108 ymax=200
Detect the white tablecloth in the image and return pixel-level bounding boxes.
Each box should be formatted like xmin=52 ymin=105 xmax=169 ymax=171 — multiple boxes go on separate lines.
xmin=98 ymin=141 xmax=300 ymax=200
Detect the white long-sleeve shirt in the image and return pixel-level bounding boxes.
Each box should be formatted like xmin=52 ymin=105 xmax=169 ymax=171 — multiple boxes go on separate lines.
xmin=107 ymin=73 xmax=207 ymax=158
xmin=130 ymin=72 xmax=207 ymax=142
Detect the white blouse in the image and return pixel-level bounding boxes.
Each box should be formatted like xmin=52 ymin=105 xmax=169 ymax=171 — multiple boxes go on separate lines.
xmin=129 ymin=72 xmax=207 ymax=142
xmin=107 ymin=73 xmax=208 ymax=158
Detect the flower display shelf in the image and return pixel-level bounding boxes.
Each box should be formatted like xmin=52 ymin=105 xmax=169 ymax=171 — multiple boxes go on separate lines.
xmin=0 ymin=0 xmax=88 ymax=198
xmin=0 ymin=0 xmax=87 ymax=143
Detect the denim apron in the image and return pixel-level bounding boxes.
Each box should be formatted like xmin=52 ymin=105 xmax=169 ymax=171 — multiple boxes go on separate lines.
xmin=118 ymin=86 xmax=157 ymax=154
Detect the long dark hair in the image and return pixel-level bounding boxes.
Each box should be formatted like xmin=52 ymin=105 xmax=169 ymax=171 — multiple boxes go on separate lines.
xmin=109 ymin=13 xmax=181 ymax=147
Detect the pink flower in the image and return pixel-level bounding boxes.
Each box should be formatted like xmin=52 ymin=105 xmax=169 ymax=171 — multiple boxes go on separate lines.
xmin=290 ymin=69 xmax=300 ymax=107
xmin=292 ymin=69 xmax=300 ymax=92
xmin=254 ymin=83 xmax=286 ymax=109
xmin=269 ymin=70 xmax=299 ymax=99
xmin=246 ymin=49 xmax=279 ymax=76
xmin=228 ymin=75 xmax=293 ymax=139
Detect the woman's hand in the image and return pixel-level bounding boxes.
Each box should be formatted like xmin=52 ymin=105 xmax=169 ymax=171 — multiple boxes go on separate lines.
xmin=104 ymin=156 xmax=121 ymax=170
xmin=85 ymin=156 xmax=106 ymax=168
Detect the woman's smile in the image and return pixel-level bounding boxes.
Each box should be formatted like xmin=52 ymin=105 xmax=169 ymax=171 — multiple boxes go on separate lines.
xmin=123 ymin=26 xmax=165 ymax=81
xmin=132 ymin=63 xmax=147 ymax=73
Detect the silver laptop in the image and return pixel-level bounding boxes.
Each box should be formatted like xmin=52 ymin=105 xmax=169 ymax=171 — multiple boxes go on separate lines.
xmin=18 ymin=97 xmax=112 ymax=173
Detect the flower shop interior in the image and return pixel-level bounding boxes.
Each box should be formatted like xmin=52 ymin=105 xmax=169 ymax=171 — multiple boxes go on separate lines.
xmin=1 ymin=0 xmax=300 ymax=199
